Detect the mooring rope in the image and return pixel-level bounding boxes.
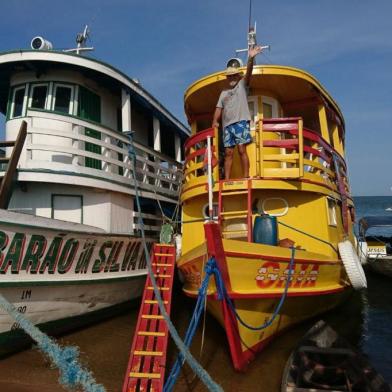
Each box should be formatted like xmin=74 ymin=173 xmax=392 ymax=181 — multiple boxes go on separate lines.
xmin=163 ymin=258 xmax=216 ymax=392
xmin=278 ymin=221 xmax=338 ymax=253
xmin=215 ymin=247 xmax=296 ymax=331
xmin=0 ymin=294 xmax=105 ymax=391
xmin=164 ymin=248 xmax=295 ymax=389
xmin=127 ymin=132 xmax=223 ymax=392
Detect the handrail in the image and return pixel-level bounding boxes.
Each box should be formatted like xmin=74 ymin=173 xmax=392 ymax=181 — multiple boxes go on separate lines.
xmin=184 ymin=127 xmax=219 ymax=182
xmin=184 ymin=128 xmax=215 ymax=151
xmin=11 ymin=111 xmax=184 ymax=200
xmin=27 ymin=110 xmax=182 ymax=168
xmin=183 ymin=118 xmax=350 ymax=199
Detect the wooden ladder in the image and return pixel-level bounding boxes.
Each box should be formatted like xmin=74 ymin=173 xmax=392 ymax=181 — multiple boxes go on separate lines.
xmin=0 ymin=121 xmax=27 ymax=209
xmin=218 ymin=179 xmax=253 ymax=242
xmin=122 ymin=244 xmax=176 ymax=392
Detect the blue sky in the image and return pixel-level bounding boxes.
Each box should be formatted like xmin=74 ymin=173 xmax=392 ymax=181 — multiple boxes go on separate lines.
xmin=0 ymin=0 xmax=391 ymax=195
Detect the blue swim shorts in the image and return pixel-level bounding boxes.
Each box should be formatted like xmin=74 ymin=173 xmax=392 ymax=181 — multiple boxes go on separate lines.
xmin=223 ymin=120 xmax=252 ymax=148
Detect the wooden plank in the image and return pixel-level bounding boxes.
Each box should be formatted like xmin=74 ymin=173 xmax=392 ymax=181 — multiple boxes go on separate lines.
xmin=263 ymin=153 xmax=299 ymax=162
xmin=0 ymin=121 xmax=27 ymax=209
xmin=262 ymin=167 xmax=301 ymax=178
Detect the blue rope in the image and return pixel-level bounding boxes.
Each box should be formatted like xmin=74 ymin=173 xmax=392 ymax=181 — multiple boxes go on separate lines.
xmin=214 ymin=247 xmax=296 ymax=331
xmin=278 ymin=221 xmax=338 ymax=253
xmin=163 ymin=258 xmax=216 ymax=392
xmin=163 ymin=247 xmax=295 ymax=390
xmin=127 ymin=132 xmax=223 ymax=392
xmin=0 ymin=294 xmax=105 ymax=391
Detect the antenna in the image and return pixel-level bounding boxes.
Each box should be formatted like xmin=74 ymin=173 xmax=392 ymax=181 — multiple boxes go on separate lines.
xmin=63 ymin=25 xmax=94 ymax=55
xmin=234 ymin=1 xmax=270 ymax=60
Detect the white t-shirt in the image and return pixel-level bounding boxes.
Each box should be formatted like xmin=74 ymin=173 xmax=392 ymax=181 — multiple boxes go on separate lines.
xmin=216 ymin=79 xmax=251 ymax=129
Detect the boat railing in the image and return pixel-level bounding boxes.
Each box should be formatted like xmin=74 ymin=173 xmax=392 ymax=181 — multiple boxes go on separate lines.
xmin=183 ymin=117 xmax=350 ymax=196
xmin=13 ymin=110 xmax=182 ymax=201
xmin=133 ymin=211 xmax=163 ymax=234
xmin=184 ymin=127 xmax=219 ymax=184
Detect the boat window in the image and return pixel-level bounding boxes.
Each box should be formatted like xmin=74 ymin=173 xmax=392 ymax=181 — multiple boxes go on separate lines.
xmin=262 ymin=103 xmax=273 ymax=119
xmin=262 ymin=96 xmax=279 ymax=119
xmin=53 ymin=84 xmax=73 ymax=114
xmin=327 ymin=198 xmax=337 ymax=226
xmin=29 ymin=84 xmax=48 ymax=109
xmin=11 ymin=86 xmax=26 ymax=118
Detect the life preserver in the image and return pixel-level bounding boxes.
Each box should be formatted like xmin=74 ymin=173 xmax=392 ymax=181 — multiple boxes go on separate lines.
xmin=338 ymin=240 xmax=367 ymax=290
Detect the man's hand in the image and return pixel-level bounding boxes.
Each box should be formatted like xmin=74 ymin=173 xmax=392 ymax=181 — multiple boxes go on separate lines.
xmin=248 ymin=45 xmax=263 ymax=59
xmin=212 ymin=107 xmax=222 ymax=128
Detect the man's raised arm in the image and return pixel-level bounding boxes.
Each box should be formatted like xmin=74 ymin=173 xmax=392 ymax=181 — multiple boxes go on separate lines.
xmin=244 ymin=46 xmax=263 ymax=86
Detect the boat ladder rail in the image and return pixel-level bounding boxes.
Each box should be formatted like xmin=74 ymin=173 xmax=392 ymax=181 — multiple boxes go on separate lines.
xmin=218 ymin=178 xmax=253 ymax=241
xmin=122 ymin=244 xmax=176 ymax=392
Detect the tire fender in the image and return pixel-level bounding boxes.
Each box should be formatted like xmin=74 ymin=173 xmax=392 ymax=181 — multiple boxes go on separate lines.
xmin=338 ymin=240 xmax=367 ymax=290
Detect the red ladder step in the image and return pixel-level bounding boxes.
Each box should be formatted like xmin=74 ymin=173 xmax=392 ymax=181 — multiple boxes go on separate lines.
xmin=122 ymin=244 xmax=176 ymax=392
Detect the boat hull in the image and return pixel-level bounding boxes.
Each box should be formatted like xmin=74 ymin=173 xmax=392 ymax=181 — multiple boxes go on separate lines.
xmin=0 ymin=280 xmax=143 ymax=356
xmin=0 ymin=211 xmax=154 ymax=352
xmin=177 ymin=223 xmax=351 ymax=371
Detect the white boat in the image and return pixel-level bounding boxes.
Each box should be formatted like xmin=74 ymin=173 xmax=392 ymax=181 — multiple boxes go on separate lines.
xmin=0 ymin=29 xmax=188 ymax=352
xmin=358 ymin=216 xmax=392 ymax=278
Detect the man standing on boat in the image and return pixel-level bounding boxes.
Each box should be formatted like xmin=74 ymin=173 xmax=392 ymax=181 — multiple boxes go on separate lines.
xmin=212 ymin=46 xmax=263 ymax=180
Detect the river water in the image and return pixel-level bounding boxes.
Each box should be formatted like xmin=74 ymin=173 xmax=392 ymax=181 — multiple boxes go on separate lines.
xmin=0 ymin=197 xmax=390 ymax=391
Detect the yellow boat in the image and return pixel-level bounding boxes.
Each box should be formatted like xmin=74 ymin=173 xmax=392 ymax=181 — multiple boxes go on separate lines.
xmin=177 ymin=63 xmax=364 ymax=371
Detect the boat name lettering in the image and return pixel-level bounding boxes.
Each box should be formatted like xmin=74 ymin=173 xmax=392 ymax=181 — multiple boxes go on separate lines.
xmin=181 ymin=265 xmax=201 ymax=286
xmin=255 ymin=261 xmax=319 ymax=288
xmin=0 ymin=230 xmax=148 ymax=276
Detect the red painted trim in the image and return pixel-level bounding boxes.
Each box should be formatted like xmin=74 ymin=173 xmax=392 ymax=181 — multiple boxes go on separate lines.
xmin=184 ymin=128 xmax=215 ymax=151
xmin=247 ymin=179 xmax=252 ymax=242
xmin=263 ymin=117 xmax=301 ymax=123
xmin=264 ymin=139 xmax=299 ymax=148
xmin=224 ymin=251 xmax=339 ymax=264
xmin=185 ymin=145 xmax=216 ymax=164
xmin=262 ymin=123 xmax=298 ymax=132
xmin=204 ymin=222 xmax=232 ymax=291
xmin=184 ymin=286 xmax=346 ymax=300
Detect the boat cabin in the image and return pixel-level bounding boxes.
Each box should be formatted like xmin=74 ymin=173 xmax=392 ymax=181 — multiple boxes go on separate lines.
xmin=181 ymin=65 xmax=354 ymax=257
xmin=0 ymin=45 xmax=189 ymax=235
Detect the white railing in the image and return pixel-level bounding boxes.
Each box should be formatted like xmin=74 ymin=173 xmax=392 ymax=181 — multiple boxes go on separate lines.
xmin=21 ymin=110 xmax=182 ymax=201
xmin=133 ymin=211 xmax=163 ymax=234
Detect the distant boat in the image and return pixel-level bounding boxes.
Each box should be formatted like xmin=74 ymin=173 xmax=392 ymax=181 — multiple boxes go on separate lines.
xmin=281 ymin=320 xmax=391 ymax=392
xmin=385 ymin=207 xmax=392 ymax=211
xmin=358 ymin=216 xmax=392 ymax=278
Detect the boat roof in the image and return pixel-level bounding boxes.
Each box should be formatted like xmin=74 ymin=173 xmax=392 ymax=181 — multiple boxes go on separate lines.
xmin=184 ymin=64 xmax=345 ymax=130
xmin=0 ymin=50 xmax=190 ymax=137
xmin=358 ymin=216 xmax=392 ymax=231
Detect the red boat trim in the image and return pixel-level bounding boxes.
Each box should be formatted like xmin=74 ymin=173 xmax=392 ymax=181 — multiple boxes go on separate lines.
xmin=204 ymin=222 xmax=232 ymax=291
xmin=183 ymin=286 xmax=346 ymax=300
xmin=224 ymin=251 xmax=339 ymax=265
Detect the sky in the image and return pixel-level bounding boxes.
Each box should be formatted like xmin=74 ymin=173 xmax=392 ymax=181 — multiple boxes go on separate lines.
xmin=0 ymin=0 xmax=391 ymax=196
